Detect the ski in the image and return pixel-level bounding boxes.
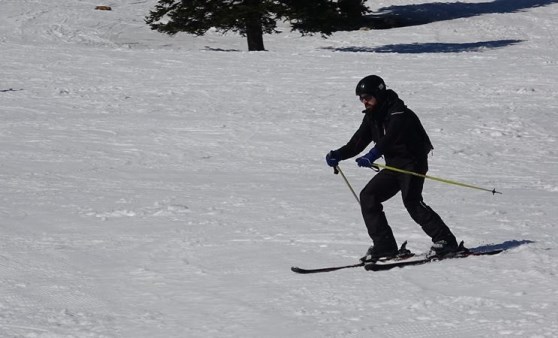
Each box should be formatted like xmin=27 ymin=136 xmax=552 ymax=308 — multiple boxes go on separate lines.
xmin=364 ymin=244 xmax=503 ymax=271
xmin=292 ymin=241 xmax=505 ymax=274
xmin=291 ymin=241 xmax=414 ymax=274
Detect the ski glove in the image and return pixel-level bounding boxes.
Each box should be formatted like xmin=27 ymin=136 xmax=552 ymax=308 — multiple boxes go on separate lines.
xmin=356 ymin=147 xmax=380 ymax=168
xmin=326 ymin=150 xmax=341 ymax=167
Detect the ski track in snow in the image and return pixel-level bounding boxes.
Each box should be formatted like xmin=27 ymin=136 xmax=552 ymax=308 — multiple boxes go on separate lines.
xmin=1 ymin=0 xmax=558 ymax=337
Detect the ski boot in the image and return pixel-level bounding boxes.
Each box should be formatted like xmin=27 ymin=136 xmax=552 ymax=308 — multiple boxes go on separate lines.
xmin=428 ymin=239 xmax=468 ymax=258
xmin=360 ymin=241 xmax=414 ymax=263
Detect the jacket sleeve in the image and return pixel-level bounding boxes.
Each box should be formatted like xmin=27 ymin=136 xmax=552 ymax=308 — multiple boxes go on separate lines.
xmin=336 ymin=116 xmax=373 ymax=160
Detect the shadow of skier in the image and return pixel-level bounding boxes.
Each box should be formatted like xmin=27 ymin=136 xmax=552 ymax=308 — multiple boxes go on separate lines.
xmin=470 ymin=239 xmax=535 ymax=253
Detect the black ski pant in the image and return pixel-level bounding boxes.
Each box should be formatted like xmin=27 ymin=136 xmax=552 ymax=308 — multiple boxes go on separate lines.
xmin=359 ymin=159 xmax=456 ymax=249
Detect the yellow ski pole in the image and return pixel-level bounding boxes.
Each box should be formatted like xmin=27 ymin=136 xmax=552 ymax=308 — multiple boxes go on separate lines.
xmin=372 ymin=163 xmax=502 ymax=195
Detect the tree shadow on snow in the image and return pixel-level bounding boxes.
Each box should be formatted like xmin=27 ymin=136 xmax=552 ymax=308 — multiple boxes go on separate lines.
xmin=323 ymin=39 xmax=523 ymax=54
xmin=470 ymin=239 xmax=535 ymax=253
xmin=365 ymin=0 xmax=558 ymax=28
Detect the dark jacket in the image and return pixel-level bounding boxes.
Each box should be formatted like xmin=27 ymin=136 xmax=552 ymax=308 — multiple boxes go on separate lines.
xmin=336 ymin=90 xmax=433 ymax=167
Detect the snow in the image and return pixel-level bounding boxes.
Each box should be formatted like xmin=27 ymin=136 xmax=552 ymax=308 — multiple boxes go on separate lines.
xmin=1 ymin=0 xmax=557 ymax=336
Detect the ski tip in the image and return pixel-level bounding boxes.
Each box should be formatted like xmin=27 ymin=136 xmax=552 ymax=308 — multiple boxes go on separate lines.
xmin=291 ymin=266 xmax=316 ymax=274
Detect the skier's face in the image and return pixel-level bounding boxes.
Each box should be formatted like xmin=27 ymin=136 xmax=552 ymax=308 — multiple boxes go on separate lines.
xmin=359 ymin=94 xmax=377 ymax=111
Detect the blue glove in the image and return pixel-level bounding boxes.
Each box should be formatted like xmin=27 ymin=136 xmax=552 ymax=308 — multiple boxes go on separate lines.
xmin=326 ymin=150 xmax=341 ymax=167
xmin=356 ymin=148 xmax=380 ymax=167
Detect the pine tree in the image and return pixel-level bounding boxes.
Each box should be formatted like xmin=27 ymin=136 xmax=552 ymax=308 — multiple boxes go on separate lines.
xmin=145 ymin=0 xmax=369 ymax=51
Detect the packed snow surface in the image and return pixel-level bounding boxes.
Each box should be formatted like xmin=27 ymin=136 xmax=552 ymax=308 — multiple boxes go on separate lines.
xmin=1 ymin=0 xmax=557 ymax=337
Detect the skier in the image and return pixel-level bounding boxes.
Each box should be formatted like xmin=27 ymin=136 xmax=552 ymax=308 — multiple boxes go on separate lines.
xmin=325 ymin=75 xmax=459 ymax=262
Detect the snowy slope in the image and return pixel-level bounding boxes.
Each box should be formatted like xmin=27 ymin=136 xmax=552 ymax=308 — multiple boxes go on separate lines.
xmin=1 ymin=0 xmax=557 ymax=337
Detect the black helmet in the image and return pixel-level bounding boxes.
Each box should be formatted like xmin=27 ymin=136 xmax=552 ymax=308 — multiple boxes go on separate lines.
xmin=355 ymin=75 xmax=386 ymax=99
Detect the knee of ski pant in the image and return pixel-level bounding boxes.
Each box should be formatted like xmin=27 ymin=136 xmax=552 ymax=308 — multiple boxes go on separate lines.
xmin=359 ymin=190 xmax=383 ymax=212
xmin=403 ymin=200 xmax=431 ymax=217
